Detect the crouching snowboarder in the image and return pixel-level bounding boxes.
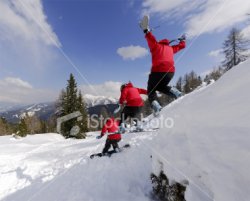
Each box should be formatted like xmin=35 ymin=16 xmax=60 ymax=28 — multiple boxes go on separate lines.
xmin=113 ymin=82 xmax=147 ymax=132
xmin=139 ymin=15 xmax=186 ymax=115
xmin=97 ymin=117 xmax=121 ymax=155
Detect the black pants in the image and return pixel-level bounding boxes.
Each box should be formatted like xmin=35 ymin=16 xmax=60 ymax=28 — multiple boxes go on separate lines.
xmin=120 ymin=106 xmax=142 ymax=126
xmin=147 ymin=72 xmax=176 ymax=104
xmin=102 ymin=139 xmax=121 ymax=153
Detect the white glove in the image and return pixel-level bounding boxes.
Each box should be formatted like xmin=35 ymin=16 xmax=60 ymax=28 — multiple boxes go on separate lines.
xmin=113 ymin=105 xmax=121 ymax=114
xmin=139 ymin=15 xmax=150 ymax=33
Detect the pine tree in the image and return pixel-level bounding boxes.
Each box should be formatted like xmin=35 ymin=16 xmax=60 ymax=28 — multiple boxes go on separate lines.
xmin=57 ymin=73 xmax=89 ymax=138
xmin=47 ymin=115 xmax=57 ymax=133
xmin=40 ymin=120 xmax=47 ymax=133
xmin=0 ymin=117 xmax=13 ymax=136
xmin=59 ymin=74 xmax=78 ymax=137
xmin=183 ymin=73 xmax=191 ymax=94
xmin=56 ymin=89 xmax=66 ymax=116
xmin=176 ymin=77 xmax=183 ymax=92
xmin=65 ymin=73 xmax=78 ymax=113
xmin=182 ymin=71 xmax=202 ymax=94
xmin=204 ymin=74 xmax=210 ymax=84
xmin=75 ymin=91 xmax=89 ymax=138
xmin=189 ymin=71 xmax=195 ymax=91
xmin=17 ymin=118 xmax=28 ymax=137
xmin=223 ymin=28 xmax=249 ymax=71
xmin=198 ymin=76 xmax=202 ymax=86
xmin=204 ymin=66 xmax=224 ymax=84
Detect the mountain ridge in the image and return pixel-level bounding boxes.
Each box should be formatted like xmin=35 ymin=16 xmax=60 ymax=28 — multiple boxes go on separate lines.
xmin=0 ymin=95 xmax=118 ymax=123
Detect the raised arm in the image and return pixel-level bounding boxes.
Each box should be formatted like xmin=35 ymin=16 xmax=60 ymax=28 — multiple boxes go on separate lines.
xmin=171 ymin=41 xmax=186 ymax=54
xmin=145 ymin=32 xmax=158 ymax=52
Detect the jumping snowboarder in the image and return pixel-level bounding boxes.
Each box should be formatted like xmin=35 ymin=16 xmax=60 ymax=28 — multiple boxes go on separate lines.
xmin=113 ymin=82 xmax=147 ymax=132
xmin=139 ymin=15 xmax=186 ymax=115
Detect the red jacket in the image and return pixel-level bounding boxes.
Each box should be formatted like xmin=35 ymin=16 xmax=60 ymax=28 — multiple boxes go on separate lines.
xmin=145 ymin=32 xmax=186 ymax=73
xmin=101 ymin=118 xmax=121 ymax=140
xmin=119 ymin=82 xmax=147 ymax=107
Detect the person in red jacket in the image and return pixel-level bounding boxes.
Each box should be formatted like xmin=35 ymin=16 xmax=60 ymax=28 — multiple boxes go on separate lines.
xmin=114 ymin=82 xmax=147 ymax=132
xmin=97 ymin=117 xmax=121 ymax=154
xmin=140 ymin=15 xmax=186 ymax=115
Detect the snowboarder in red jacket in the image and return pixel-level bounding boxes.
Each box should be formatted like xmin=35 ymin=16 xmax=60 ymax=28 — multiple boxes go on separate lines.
xmin=97 ymin=117 xmax=121 ymax=154
xmin=140 ymin=15 xmax=186 ymax=115
xmin=114 ymin=82 xmax=147 ymax=132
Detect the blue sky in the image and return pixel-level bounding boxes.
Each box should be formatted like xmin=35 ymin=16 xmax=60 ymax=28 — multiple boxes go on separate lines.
xmin=0 ymin=0 xmax=250 ymax=105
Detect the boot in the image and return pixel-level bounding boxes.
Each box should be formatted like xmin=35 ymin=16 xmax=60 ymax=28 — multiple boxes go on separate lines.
xmin=151 ymin=100 xmax=162 ymax=116
xmin=119 ymin=123 xmax=126 ymax=134
xmin=170 ymin=87 xmax=182 ymax=98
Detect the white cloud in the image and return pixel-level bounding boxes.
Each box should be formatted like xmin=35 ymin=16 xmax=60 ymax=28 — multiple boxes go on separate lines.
xmin=141 ymin=0 xmax=250 ymax=37
xmin=142 ymin=0 xmax=193 ymax=17
xmin=0 ymin=77 xmax=57 ymax=104
xmin=0 ymin=0 xmax=61 ymax=71
xmin=241 ymin=25 xmax=250 ymax=40
xmin=3 ymin=77 xmax=33 ymax=89
xmin=208 ymin=48 xmax=224 ymax=62
xmin=81 ymin=81 xmax=122 ymax=98
xmin=186 ymin=0 xmax=250 ymax=37
xmin=0 ymin=0 xmax=61 ymax=47
xmin=208 ymin=49 xmax=223 ymax=57
xmin=117 ymin=45 xmax=149 ymax=60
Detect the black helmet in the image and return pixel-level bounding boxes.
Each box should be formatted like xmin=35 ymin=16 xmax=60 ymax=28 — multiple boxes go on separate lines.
xmin=120 ymin=83 xmax=126 ymax=91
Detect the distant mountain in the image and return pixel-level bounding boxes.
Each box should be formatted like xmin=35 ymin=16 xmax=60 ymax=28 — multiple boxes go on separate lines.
xmin=0 ymin=102 xmax=56 ymax=123
xmin=0 ymin=95 xmax=118 ymax=123
xmin=0 ymin=102 xmax=26 ymax=113
xmin=84 ymin=94 xmax=118 ymax=107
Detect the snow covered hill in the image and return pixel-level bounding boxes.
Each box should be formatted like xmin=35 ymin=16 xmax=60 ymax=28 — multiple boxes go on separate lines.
xmin=0 ymin=60 xmax=250 ymax=201
xmin=150 ymin=59 xmax=250 ymax=201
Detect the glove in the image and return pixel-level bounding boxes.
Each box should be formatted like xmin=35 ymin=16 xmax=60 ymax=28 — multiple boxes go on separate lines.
xmin=139 ymin=15 xmax=150 ymax=34
xmin=96 ymin=136 xmax=102 ymax=139
xmin=178 ymin=34 xmax=186 ymax=42
xmin=113 ymin=104 xmax=121 ymax=114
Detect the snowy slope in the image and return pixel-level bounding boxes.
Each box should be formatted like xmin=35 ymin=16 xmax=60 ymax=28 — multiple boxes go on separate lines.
xmin=0 ymin=132 xmax=156 ymax=201
xmin=150 ymin=59 xmax=250 ymax=201
xmin=0 ymin=60 xmax=250 ymax=201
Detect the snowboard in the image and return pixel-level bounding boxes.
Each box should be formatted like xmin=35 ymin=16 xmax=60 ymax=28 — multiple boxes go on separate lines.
xmin=90 ymin=144 xmax=130 ymax=159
